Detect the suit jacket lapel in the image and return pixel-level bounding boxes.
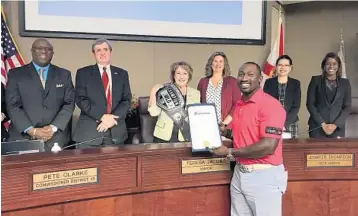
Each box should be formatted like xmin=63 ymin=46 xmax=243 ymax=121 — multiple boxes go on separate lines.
xmin=271 ymin=77 xmax=279 ymax=99
xmin=201 ymin=78 xmax=209 ymax=103
xmin=331 ymin=77 xmax=341 ymax=105
xmin=27 ymin=63 xmax=44 ymax=93
xmin=318 ymin=75 xmax=331 ymax=107
xmin=220 ymin=77 xmax=230 ymax=117
xmin=186 ymin=87 xmax=195 ymax=105
xmin=284 ymin=77 xmax=293 ymax=105
xmin=44 ymin=65 xmax=55 ymax=97
xmin=110 ymin=66 xmax=120 ymax=110
xmin=92 ymin=64 xmax=106 ymax=99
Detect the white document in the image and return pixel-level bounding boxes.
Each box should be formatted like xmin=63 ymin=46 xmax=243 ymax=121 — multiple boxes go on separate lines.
xmin=282 ymin=132 xmax=292 ymax=139
xmin=18 ymin=150 xmax=40 ymax=154
xmin=187 ymin=104 xmax=222 ymax=152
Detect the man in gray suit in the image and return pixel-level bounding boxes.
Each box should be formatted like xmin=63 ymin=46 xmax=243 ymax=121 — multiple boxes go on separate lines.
xmin=5 ymin=38 xmax=75 ymax=151
xmin=73 ymin=38 xmax=132 ymax=148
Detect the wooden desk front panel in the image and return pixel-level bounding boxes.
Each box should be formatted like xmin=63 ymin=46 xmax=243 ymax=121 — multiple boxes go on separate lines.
xmin=2 ymin=139 xmax=358 ymax=216
xmin=2 ymin=185 xmax=230 ymax=216
xmin=2 ymin=157 xmax=138 ymax=211
xmin=283 ymin=141 xmax=358 ymax=180
xmin=3 ymin=181 xmax=358 ymax=216
xmin=283 ymin=181 xmax=358 ymax=216
xmin=2 ymin=146 xmax=232 ymax=213
xmin=141 ymin=154 xmax=231 ymax=190
xmin=282 ymin=139 xmax=358 ymax=216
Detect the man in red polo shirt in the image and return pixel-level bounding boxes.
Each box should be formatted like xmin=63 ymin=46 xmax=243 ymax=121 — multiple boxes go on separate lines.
xmin=213 ymin=62 xmax=288 ymax=216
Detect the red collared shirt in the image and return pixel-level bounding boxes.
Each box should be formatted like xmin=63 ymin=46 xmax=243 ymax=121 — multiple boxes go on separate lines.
xmin=231 ymin=88 xmax=286 ymax=165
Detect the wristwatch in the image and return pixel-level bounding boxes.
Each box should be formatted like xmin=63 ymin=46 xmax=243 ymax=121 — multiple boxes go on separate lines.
xmin=51 ymin=125 xmax=58 ymax=133
xmin=226 ymin=148 xmax=235 ymax=161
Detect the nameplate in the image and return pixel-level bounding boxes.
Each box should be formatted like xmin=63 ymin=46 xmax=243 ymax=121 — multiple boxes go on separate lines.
xmin=32 ymin=167 xmax=98 ymax=191
xmin=306 ymin=153 xmax=354 ymax=167
xmin=181 ymin=158 xmax=230 ymax=174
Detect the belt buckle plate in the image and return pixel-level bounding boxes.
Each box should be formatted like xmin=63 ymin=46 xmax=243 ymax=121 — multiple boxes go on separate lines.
xmin=238 ymin=164 xmax=252 ymax=173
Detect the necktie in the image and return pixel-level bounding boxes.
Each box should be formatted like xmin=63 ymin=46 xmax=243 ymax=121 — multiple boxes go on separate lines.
xmin=102 ymin=67 xmax=112 ymax=113
xmin=39 ymin=68 xmax=45 ymax=88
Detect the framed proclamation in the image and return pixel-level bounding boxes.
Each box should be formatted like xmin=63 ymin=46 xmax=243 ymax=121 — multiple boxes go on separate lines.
xmin=187 ymin=104 xmax=222 ymax=153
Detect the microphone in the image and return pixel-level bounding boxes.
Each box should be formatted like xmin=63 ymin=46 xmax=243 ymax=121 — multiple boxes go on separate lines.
xmin=282 ymin=125 xmax=324 ymax=139
xmin=302 ymin=125 xmax=323 ymax=137
xmin=51 ymin=137 xmax=117 ymax=152
xmin=303 ymin=125 xmax=343 ymax=138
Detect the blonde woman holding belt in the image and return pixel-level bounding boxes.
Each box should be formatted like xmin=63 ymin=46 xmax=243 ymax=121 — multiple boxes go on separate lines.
xmin=148 ymin=61 xmax=200 ymax=143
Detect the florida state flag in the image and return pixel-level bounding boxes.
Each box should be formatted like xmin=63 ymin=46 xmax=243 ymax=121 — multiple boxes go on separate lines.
xmin=262 ymin=14 xmax=284 ymax=84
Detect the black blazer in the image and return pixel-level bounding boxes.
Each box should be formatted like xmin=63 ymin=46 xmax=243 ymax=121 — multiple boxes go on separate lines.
xmin=5 ymin=63 xmax=75 ymax=150
xmin=1 ymin=82 xmax=9 ymax=141
xmin=306 ymin=75 xmax=351 ymax=137
xmin=263 ymin=77 xmax=301 ymax=128
xmin=73 ymin=64 xmax=132 ymax=145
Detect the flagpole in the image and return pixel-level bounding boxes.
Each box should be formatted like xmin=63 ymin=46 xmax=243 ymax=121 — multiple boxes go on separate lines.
xmin=338 ymin=28 xmax=347 ymax=78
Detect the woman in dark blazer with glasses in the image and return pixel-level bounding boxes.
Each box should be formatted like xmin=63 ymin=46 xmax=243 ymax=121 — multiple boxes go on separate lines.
xmin=264 ymin=55 xmax=301 ymax=138
xmin=306 ymin=52 xmax=351 ymax=138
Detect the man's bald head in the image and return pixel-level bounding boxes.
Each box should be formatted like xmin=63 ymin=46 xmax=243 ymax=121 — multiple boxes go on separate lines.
xmin=32 ymin=38 xmax=53 ymax=49
xmin=238 ymin=62 xmax=262 ymax=77
xmin=237 ymin=62 xmax=263 ymax=96
xmin=31 ymin=38 xmax=54 ymax=67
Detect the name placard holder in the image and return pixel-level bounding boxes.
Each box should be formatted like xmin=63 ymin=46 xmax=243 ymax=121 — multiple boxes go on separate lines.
xmin=32 ymin=167 xmax=98 ymax=191
xmin=306 ymin=153 xmax=354 ymax=168
xmin=181 ymin=158 xmax=230 ymax=174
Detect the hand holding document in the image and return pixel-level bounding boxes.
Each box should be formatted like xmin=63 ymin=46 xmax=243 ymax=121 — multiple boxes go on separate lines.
xmin=282 ymin=132 xmax=292 ymax=139
xmin=221 ymin=136 xmax=231 ymax=141
xmin=187 ymin=104 xmax=222 ymax=153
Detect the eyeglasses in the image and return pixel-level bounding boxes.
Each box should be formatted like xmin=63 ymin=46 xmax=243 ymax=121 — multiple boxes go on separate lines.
xmin=32 ymin=47 xmax=53 ymax=53
xmin=277 ymin=64 xmax=291 ymax=67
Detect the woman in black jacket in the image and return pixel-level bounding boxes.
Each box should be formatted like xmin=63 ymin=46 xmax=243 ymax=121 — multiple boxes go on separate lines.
xmin=264 ymin=55 xmax=301 ymax=138
xmin=306 ymin=52 xmax=351 ymax=138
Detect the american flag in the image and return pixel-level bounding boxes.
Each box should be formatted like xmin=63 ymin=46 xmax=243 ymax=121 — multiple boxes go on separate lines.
xmin=1 ymin=9 xmax=25 ymax=86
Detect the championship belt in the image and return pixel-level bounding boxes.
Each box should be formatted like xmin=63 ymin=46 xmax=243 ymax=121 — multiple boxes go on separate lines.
xmin=156 ymin=83 xmax=191 ymax=141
